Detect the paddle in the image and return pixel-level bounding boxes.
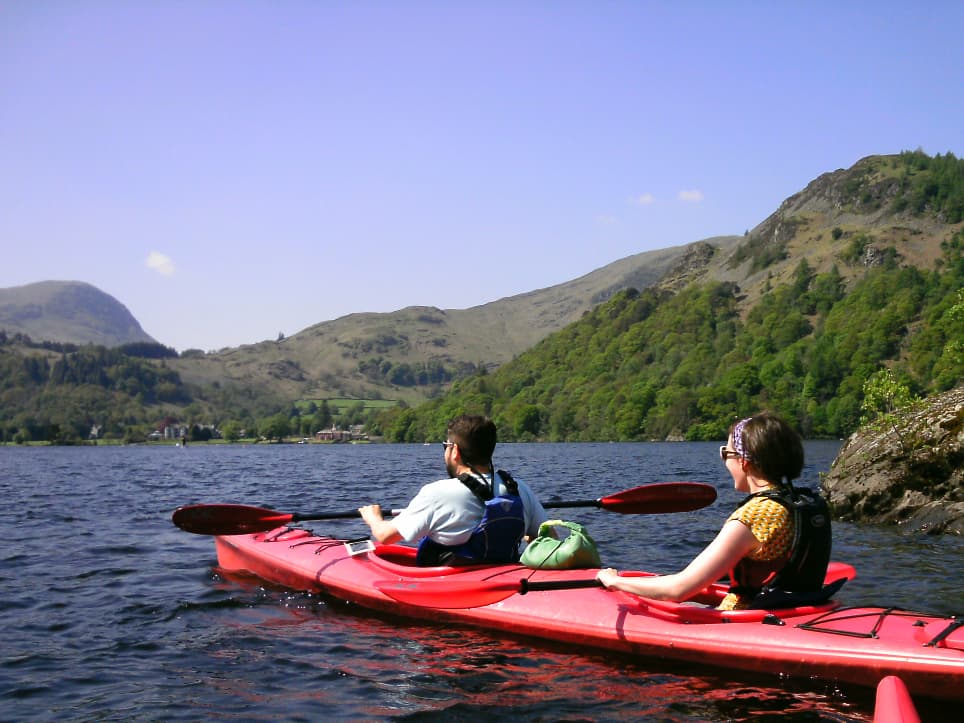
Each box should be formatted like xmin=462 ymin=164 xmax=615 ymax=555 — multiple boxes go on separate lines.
xmin=171 ymin=481 xmax=717 ymax=535
xmin=375 ymin=576 xmax=604 ymax=609
xmin=375 ymin=561 xmax=859 ymax=610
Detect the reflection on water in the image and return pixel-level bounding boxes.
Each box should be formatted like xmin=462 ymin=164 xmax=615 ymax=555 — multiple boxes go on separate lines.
xmin=198 ymin=577 xmax=880 ymax=722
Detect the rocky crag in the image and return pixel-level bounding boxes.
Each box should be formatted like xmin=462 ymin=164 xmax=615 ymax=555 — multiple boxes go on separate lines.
xmin=822 ymin=386 xmax=964 ymax=535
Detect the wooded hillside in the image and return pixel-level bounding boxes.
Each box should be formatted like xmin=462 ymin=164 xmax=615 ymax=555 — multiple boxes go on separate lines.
xmin=374 ymin=151 xmax=964 ymax=441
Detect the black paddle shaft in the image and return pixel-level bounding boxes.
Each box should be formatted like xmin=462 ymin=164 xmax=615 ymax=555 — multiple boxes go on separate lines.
xmin=291 ymin=505 xmax=401 ymax=522
xmin=544 ymin=498 xmax=603 ymax=510
xmin=519 ymin=578 xmax=603 ymax=595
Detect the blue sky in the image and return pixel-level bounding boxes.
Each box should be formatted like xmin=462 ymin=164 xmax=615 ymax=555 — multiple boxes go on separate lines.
xmin=2 ymin=2 xmax=962 ymax=352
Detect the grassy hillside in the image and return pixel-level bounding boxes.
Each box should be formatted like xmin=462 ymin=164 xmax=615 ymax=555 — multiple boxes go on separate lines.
xmin=166 ymin=241 xmax=709 ymax=405
xmin=0 ymin=281 xmax=157 ymax=347
xmin=678 ymin=153 xmax=961 ymax=310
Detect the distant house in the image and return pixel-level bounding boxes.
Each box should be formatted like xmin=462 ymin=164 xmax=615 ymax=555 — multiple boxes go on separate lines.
xmin=150 ymin=421 xmax=189 ymax=441
xmin=315 ymin=426 xmax=353 ymax=442
xmin=315 ymin=425 xmax=369 ymax=442
xmin=350 ymin=424 xmax=368 ymax=440
xmin=163 ymin=424 xmax=189 ymax=440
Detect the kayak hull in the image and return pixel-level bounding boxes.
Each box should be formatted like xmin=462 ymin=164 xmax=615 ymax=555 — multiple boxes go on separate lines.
xmin=213 ymin=528 xmax=964 ymax=702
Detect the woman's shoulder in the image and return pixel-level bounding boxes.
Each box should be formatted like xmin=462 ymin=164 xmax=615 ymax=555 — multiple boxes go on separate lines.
xmin=731 ymin=494 xmax=790 ymax=522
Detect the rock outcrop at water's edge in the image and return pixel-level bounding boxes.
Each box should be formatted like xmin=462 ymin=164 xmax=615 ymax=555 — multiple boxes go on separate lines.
xmin=822 ymin=386 xmax=964 ymax=535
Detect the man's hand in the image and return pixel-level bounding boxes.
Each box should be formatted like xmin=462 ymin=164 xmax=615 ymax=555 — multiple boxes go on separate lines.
xmin=358 ymin=504 xmax=402 ymax=545
xmin=358 ymin=504 xmax=383 ymax=525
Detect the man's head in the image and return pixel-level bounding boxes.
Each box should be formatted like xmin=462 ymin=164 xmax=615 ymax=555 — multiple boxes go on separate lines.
xmin=445 ymin=414 xmax=497 ymax=473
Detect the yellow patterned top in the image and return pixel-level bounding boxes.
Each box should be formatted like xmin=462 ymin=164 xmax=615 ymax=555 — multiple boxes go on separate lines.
xmin=717 ymin=493 xmax=793 ymax=611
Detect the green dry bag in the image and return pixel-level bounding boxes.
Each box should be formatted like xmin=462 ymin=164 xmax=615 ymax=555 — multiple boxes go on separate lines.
xmin=520 ymin=519 xmax=602 ymax=570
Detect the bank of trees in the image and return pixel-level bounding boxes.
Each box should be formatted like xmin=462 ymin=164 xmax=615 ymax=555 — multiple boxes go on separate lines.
xmin=0 ymin=341 xmax=378 ymax=443
xmin=357 ymin=357 xmax=478 ymax=389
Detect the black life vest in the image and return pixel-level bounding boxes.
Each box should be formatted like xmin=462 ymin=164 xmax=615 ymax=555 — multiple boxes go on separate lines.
xmin=730 ymin=484 xmax=835 ymax=608
xmin=415 ymin=470 xmax=526 ymax=566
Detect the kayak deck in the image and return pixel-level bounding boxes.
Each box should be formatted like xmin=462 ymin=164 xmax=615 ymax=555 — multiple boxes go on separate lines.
xmin=213 ymin=527 xmax=964 ymax=702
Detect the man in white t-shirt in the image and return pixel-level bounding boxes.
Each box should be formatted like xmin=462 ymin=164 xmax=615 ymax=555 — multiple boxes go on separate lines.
xmin=359 ymin=414 xmax=548 ymax=565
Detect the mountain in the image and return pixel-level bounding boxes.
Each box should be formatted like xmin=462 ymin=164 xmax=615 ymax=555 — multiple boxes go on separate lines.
xmin=168 ymin=241 xmax=731 ymax=404
xmin=672 ymin=153 xmax=958 ymax=300
xmin=172 ymin=153 xmax=962 ymax=407
xmin=0 ymin=281 xmax=157 ymax=347
xmin=386 ymin=152 xmax=963 ymax=442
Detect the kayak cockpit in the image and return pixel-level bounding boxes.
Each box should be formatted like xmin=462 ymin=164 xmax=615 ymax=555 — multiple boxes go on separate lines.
xmin=367 ymin=542 xmax=523 ymax=578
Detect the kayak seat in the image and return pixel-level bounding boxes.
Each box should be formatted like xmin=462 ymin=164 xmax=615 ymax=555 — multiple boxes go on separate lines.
xmin=369 ymin=542 xmax=514 ymax=578
xmin=748 ymin=577 xmax=847 ymax=610
xmin=616 ymin=572 xmax=842 ymax=624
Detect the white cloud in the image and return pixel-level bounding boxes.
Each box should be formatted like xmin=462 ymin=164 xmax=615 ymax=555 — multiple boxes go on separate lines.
xmin=595 ymin=214 xmax=618 ymax=226
xmin=678 ymin=189 xmax=704 ymax=202
xmin=634 ymin=193 xmax=655 ymax=205
xmin=146 ymin=251 xmax=176 ymax=276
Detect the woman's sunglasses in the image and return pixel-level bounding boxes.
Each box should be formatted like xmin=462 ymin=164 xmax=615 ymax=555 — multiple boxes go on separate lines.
xmin=719 ymin=446 xmax=742 ymax=462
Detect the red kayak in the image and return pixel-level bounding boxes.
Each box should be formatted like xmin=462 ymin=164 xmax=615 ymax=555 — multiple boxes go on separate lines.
xmin=212 ymin=527 xmax=964 ymax=702
xmin=873 ymin=676 xmax=921 ymax=723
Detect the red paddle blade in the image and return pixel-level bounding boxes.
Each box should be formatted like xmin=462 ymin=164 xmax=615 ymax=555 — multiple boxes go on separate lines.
xmin=376 ymin=578 xmax=521 ymax=608
xmin=599 ymin=482 xmax=717 ymax=514
xmin=825 ymin=561 xmax=856 ymax=583
xmin=171 ymin=504 xmax=294 ymax=535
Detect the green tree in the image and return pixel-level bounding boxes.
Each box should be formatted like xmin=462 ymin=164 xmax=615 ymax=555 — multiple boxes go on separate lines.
xmin=221 ymin=420 xmax=242 ymax=442
xmin=261 ymin=413 xmax=290 ymax=442
xmin=860 ymin=368 xmax=918 ymax=452
xmin=860 ymin=369 xmax=915 ymax=425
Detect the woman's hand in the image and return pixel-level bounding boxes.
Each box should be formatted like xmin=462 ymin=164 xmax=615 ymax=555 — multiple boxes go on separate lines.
xmin=596 ymin=568 xmax=620 ymax=588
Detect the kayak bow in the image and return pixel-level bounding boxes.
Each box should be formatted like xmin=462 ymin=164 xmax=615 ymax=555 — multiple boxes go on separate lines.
xmin=874 ymin=676 xmax=921 ymax=723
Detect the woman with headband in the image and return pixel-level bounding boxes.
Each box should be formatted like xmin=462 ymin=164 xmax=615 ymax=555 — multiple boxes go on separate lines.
xmin=596 ymin=412 xmax=831 ymax=610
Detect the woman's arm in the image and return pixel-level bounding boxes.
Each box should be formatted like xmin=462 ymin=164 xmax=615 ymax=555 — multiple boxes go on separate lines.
xmin=596 ymin=519 xmax=758 ymax=601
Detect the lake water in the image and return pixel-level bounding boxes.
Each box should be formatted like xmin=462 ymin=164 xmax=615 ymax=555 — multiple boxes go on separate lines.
xmin=1 ymin=442 xmax=961 ymax=721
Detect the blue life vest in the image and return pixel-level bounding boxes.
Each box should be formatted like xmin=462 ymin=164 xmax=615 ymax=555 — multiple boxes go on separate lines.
xmin=415 ymin=470 xmax=526 ymax=566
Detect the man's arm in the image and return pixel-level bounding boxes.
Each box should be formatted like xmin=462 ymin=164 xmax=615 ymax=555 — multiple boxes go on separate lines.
xmin=358 ymin=504 xmax=403 ymax=544
xmin=518 ymin=481 xmax=549 ymax=539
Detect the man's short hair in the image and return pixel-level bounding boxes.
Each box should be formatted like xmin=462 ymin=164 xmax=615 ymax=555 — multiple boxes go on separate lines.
xmin=447 ymin=414 xmax=497 ymax=466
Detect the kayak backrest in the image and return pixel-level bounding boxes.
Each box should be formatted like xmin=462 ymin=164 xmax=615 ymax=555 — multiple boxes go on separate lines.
xmin=369 ymin=543 xmax=512 ymax=578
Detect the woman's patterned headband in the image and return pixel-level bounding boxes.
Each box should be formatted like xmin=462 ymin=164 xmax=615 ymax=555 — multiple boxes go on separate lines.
xmin=732 ymin=417 xmax=756 ymax=463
